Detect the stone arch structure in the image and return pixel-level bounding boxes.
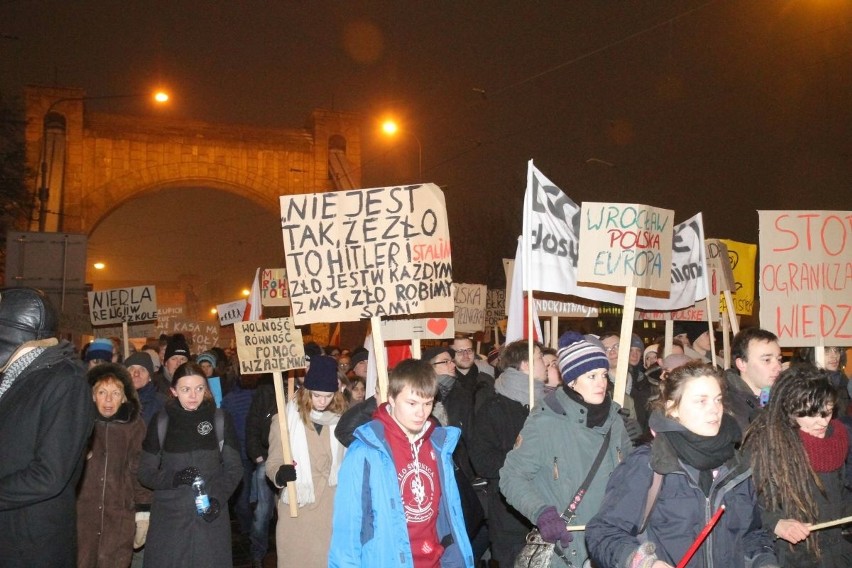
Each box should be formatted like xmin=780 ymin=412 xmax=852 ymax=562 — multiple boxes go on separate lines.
xmin=23 ymin=85 xmax=362 ymax=234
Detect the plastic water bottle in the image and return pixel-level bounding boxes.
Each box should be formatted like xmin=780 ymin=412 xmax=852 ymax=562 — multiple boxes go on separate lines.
xmin=192 ymin=475 xmax=210 ymax=515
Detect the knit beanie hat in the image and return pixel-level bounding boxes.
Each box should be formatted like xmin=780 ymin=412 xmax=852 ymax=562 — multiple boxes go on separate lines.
xmin=303 ymin=355 xmax=339 ymax=393
xmin=164 ymin=335 xmax=190 ymax=362
xmin=557 ymin=331 xmax=609 ymax=385
xmin=422 ymin=346 xmax=454 ymax=363
xmin=196 ymin=351 xmax=217 ymax=368
xmin=124 ymin=351 xmax=154 ymax=376
xmin=86 ymin=338 xmax=114 ymax=362
xmin=631 ymin=333 xmax=644 ymax=351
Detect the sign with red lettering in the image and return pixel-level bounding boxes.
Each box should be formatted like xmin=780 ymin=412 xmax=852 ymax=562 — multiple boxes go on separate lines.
xmin=261 ymin=268 xmax=290 ymax=307
xmin=279 ymin=184 xmax=453 ymax=325
xmin=577 ymin=203 xmax=674 ymax=291
xmin=758 ymin=211 xmax=852 ymax=346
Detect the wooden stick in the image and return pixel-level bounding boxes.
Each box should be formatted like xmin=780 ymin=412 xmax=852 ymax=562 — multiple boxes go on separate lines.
xmin=723 ymin=290 xmax=739 ymax=335
xmin=810 ymin=515 xmax=852 ymax=531
xmin=565 ymin=525 xmax=586 ymax=532
xmin=122 ymin=321 xmax=130 ymax=360
xmin=370 ymin=316 xmax=389 ymax=404
xmin=410 ymin=338 xmax=422 ymax=360
xmin=550 ymin=316 xmax=559 ymax=349
xmin=272 ymin=371 xmax=299 ymax=518
xmin=613 ymin=286 xmax=637 ymax=408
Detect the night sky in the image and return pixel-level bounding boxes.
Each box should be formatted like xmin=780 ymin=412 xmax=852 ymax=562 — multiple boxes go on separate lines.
xmin=2 ymin=0 xmax=850 ymax=300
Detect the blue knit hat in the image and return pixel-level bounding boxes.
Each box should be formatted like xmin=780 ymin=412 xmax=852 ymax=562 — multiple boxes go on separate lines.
xmin=557 ymin=331 xmax=609 ymax=384
xmin=86 ymin=338 xmax=114 ymax=362
xmin=304 ymin=355 xmax=340 ymax=393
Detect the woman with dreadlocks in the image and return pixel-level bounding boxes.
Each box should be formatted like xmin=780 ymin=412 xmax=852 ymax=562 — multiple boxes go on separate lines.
xmin=743 ymin=365 xmax=852 ymax=567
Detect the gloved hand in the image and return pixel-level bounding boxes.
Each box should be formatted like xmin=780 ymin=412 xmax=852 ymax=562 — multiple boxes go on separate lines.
xmin=628 ymin=542 xmax=668 ymax=568
xmin=619 ymin=409 xmax=644 ymax=443
xmin=275 ymin=464 xmax=297 ymax=487
xmin=133 ymin=512 xmax=150 ymax=549
xmin=536 ymin=506 xmax=573 ymax=547
xmin=173 ymin=466 xmax=200 ymax=487
xmin=201 ymin=498 xmax=221 ymax=523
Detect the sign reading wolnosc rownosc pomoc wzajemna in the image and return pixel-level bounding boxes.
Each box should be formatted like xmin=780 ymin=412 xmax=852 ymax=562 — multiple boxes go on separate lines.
xmin=88 ymin=285 xmax=158 ymax=326
xmin=758 ymin=210 xmax=852 ymax=347
xmin=280 ymin=184 xmax=453 ymax=326
xmin=234 ymin=317 xmax=306 ymax=374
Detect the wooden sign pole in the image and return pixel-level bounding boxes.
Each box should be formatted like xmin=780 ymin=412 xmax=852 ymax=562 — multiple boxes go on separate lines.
xmin=122 ymin=321 xmax=130 ymax=360
xmin=613 ymin=287 xmax=638 ymax=408
xmin=723 ymin=290 xmax=740 ymax=335
xmin=370 ymin=316 xmax=389 ymax=403
xmin=272 ymin=371 xmax=299 ymax=518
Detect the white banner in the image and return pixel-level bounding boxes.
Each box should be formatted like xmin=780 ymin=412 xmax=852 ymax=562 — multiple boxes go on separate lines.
xmin=216 ymin=299 xmax=246 ymax=326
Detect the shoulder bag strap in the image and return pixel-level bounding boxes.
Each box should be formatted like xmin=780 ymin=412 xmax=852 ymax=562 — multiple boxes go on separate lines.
xmin=560 ymin=427 xmax=612 ymax=521
xmin=638 ymin=472 xmax=663 ymax=534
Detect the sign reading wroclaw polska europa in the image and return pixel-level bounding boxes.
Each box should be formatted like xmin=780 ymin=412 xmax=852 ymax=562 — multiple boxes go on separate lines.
xmin=280 ymin=184 xmax=454 ymax=325
xmin=88 ymin=285 xmax=158 ymax=326
xmin=234 ymin=317 xmax=306 ymax=374
xmin=577 ymin=203 xmax=674 ymax=291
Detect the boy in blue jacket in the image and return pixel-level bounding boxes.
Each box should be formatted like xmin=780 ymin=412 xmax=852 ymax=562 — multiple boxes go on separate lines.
xmin=329 ymin=358 xmax=474 ymax=568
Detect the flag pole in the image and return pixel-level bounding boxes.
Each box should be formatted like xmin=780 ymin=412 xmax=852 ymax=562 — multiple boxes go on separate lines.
xmin=524 ymin=160 xmax=535 ymax=410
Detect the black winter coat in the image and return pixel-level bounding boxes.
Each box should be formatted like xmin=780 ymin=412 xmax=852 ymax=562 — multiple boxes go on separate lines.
xmin=0 ymin=342 xmax=95 ymax=568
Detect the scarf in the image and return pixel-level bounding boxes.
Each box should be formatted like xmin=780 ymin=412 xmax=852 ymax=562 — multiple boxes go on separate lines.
xmin=0 ymin=347 xmax=45 ymax=401
xmin=281 ymin=400 xmax=343 ymax=507
xmin=436 ymin=374 xmax=455 ymax=401
xmin=495 ymin=367 xmax=543 ymax=407
xmin=799 ymin=420 xmax=848 ymax=473
xmin=659 ymin=413 xmax=740 ymax=496
xmin=562 ymin=384 xmax=611 ymax=428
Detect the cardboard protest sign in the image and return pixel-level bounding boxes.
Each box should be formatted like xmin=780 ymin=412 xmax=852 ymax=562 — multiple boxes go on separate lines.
xmin=705 ymin=239 xmax=735 ymax=293
xmin=234 ymin=317 xmax=306 ymax=373
xmin=88 ymin=286 xmax=158 ymax=326
xmin=718 ymin=239 xmax=756 ymax=316
xmin=216 ymin=299 xmax=246 ymax=326
xmin=758 ymin=211 xmax=851 ymax=346
xmin=261 ymin=268 xmax=290 ymax=307
xmin=280 ymin=184 xmax=453 ymax=325
xmin=486 ymin=289 xmax=506 ymax=326
xmin=156 ymin=306 xmax=183 ymax=334
xmin=163 ymin=319 xmax=221 ymax=353
xmin=454 ymin=283 xmax=486 ymax=333
xmin=380 ymin=316 xmax=455 ymax=341
xmin=577 ymin=203 xmax=674 ymax=291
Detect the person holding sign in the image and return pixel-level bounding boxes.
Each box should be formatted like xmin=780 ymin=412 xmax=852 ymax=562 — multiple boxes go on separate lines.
xmin=266 ymin=355 xmax=347 ymax=567
xmin=724 ymin=328 xmax=783 ymax=434
xmin=499 ymin=333 xmax=633 ymax=567
xmin=137 ymin=362 xmax=243 ymax=568
xmin=329 ymin=358 xmax=474 ymax=568
xmin=586 ymin=363 xmax=778 ymax=568
xmin=743 ymin=365 xmax=852 ymax=567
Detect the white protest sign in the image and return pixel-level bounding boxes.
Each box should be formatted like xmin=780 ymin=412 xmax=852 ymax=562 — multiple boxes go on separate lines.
xmin=577 ymin=203 xmax=674 ymax=291
xmin=504 ymin=258 xmax=599 ymax=318
xmin=454 ymin=283 xmax=486 ymax=333
xmin=261 ymin=268 xmax=290 ymax=307
xmin=234 ymin=317 xmax=306 ymax=374
xmin=280 ymin=184 xmax=453 ymax=325
xmin=88 ymin=285 xmax=158 ymax=326
xmin=758 ymin=211 xmax=852 ymax=346
xmin=216 ymin=299 xmax=246 ymax=326
xmin=379 ymin=316 xmax=455 ymax=341
xmin=486 ymin=289 xmax=506 ymax=324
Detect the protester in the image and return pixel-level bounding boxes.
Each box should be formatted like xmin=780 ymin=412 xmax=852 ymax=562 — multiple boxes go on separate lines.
xmin=77 ymin=363 xmax=150 ymax=568
xmin=586 ymin=362 xmax=778 ymax=568
xmin=244 ymin=374 xmax=278 ymax=567
xmin=644 ymin=343 xmax=659 ymax=370
xmin=599 ymin=331 xmax=647 ymax=440
xmin=542 ymin=346 xmax=561 ymax=395
xmin=86 ymin=337 xmax=114 ymax=368
xmin=347 ymin=375 xmax=366 ymax=403
xmin=137 ymin=362 xmax=242 ymax=568
xmin=0 ymin=288 xmax=96 ymax=567
xmin=724 ymin=328 xmax=783 ymax=433
xmin=743 ymin=365 xmax=852 ymax=566
xmin=453 ymin=336 xmax=494 ymax=399
xmin=125 ymin=351 xmax=165 ymax=426
xmin=470 ymin=340 xmax=545 ymax=567
xmin=267 ymin=355 xmax=347 ymax=567
xmin=499 ymin=332 xmax=633 ymax=566
xmin=152 ymin=334 xmax=191 ymax=395
xmin=791 ymin=345 xmax=850 ymax=417
xmin=329 ymin=358 xmax=474 ymax=567
xmin=221 ymin=372 xmax=257 ymax=549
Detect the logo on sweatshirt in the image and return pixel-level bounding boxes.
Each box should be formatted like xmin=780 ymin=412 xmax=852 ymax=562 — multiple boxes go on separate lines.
xmin=399 ymin=462 xmax=437 ymax=523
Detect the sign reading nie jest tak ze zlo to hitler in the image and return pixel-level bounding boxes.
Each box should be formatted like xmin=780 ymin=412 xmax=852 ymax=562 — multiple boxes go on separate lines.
xmin=279 ymin=184 xmax=453 ymax=325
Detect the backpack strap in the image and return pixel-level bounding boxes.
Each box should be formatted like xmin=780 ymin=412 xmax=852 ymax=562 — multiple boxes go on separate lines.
xmin=639 ymin=472 xmax=663 ymax=534
xmin=157 ymin=411 xmax=169 ymax=451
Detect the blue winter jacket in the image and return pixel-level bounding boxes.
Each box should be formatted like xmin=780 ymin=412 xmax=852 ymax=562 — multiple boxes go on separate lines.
xmin=329 ymin=418 xmax=474 ymax=568
xmin=586 ymin=413 xmax=777 ymax=568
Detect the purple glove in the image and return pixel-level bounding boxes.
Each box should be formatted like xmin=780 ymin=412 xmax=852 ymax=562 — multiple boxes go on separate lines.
xmin=536 ymin=506 xmax=573 ymax=547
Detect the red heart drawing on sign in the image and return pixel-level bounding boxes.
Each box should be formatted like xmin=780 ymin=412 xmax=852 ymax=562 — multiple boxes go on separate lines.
xmin=427 ymin=319 xmax=448 ymax=335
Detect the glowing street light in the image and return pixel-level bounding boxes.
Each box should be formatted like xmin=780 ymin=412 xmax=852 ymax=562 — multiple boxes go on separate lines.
xmin=381 ymin=119 xmax=422 ymax=182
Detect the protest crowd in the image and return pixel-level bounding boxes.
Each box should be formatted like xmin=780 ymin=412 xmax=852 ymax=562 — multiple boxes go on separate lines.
xmin=1 ymin=181 xmax=850 ymax=568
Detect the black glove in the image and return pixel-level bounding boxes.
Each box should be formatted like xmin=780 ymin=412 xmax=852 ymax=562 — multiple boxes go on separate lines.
xmin=275 ymin=464 xmax=297 ymax=487
xmin=201 ymin=498 xmax=220 ymax=523
xmin=536 ymin=506 xmax=573 ymax=547
xmin=173 ymin=466 xmax=200 ymax=487
xmin=619 ymin=409 xmax=644 ymax=443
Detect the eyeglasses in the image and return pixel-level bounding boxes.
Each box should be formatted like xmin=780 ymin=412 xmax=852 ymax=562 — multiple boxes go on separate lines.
xmin=338 ymin=363 xmax=350 ymax=369
xmin=432 ymin=359 xmax=455 ymax=367
xmin=604 ymin=345 xmax=619 ymax=354
xmin=455 ymin=348 xmax=474 ymax=356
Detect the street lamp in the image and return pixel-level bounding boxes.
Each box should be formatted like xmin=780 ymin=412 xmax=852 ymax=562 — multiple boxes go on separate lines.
xmin=37 ymin=90 xmax=170 ymax=232
xmin=381 ymin=119 xmax=422 ymax=182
